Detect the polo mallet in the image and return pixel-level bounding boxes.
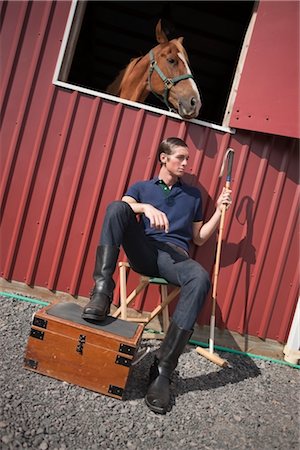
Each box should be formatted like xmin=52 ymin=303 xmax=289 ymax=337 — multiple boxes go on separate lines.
xmin=196 ymin=148 xmax=234 ymax=367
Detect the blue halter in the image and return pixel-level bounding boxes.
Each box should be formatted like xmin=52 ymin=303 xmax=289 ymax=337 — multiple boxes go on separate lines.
xmin=148 ymin=49 xmax=194 ymax=111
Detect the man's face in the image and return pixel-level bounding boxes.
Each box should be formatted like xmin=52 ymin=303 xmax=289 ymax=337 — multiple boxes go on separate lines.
xmin=161 ymin=145 xmax=189 ymax=177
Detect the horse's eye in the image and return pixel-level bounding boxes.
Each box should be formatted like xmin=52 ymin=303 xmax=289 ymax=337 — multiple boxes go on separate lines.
xmin=167 ymin=58 xmax=176 ymax=65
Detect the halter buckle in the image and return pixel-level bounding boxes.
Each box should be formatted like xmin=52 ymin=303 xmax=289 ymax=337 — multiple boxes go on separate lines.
xmin=164 ymin=78 xmax=174 ymax=89
xmin=150 ymin=59 xmax=156 ymax=69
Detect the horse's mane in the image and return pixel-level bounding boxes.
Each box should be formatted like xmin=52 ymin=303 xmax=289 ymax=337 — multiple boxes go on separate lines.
xmin=106 ymin=56 xmax=143 ymax=96
xmin=119 ymin=56 xmax=144 ymax=93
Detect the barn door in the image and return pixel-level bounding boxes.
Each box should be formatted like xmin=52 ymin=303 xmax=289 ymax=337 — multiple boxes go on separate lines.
xmin=225 ymin=1 xmax=299 ymax=139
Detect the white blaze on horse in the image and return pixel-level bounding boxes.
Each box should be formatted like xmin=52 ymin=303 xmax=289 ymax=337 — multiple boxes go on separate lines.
xmin=106 ymin=20 xmax=202 ymax=120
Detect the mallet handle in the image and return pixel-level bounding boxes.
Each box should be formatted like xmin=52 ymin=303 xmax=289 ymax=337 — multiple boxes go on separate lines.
xmin=209 ymin=149 xmax=234 ymax=353
xmin=196 ymin=347 xmax=228 ymax=368
xmin=212 ymin=150 xmax=234 ymax=302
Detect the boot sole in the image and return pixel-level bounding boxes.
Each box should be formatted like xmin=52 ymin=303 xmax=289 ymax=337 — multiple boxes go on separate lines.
xmin=144 ymin=397 xmax=167 ymax=415
xmin=81 ymin=312 xmax=107 ymax=322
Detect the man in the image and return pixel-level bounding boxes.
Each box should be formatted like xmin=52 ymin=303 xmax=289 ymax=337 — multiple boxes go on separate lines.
xmin=82 ymin=137 xmax=232 ymax=414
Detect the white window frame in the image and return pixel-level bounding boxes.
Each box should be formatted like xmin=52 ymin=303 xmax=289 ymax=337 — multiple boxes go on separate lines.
xmin=53 ymin=0 xmax=235 ymax=135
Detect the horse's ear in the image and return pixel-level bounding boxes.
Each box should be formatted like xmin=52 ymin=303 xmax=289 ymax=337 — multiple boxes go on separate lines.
xmin=156 ymin=19 xmax=169 ymax=44
xmin=178 ymin=37 xmax=184 ymax=45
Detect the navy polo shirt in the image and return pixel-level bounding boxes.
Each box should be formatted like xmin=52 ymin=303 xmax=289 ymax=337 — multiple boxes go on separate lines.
xmin=124 ymin=177 xmax=203 ymax=252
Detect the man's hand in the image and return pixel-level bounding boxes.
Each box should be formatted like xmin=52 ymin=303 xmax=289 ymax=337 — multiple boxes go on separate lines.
xmin=216 ymin=188 xmax=232 ymax=212
xmin=193 ymin=188 xmax=233 ymax=246
xmin=143 ymin=204 xmax=169 ymax=233
xmin=122 ymin=196 xmax=169 ymax=233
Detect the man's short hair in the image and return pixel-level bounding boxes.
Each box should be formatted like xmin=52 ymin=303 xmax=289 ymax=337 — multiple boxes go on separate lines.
xmin=158 ymin=137 xmax=188 ymax=163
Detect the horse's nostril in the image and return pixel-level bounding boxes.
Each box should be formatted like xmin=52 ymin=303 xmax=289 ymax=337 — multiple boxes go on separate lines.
xmin=191 ymin=97 xmax=196 ymax=107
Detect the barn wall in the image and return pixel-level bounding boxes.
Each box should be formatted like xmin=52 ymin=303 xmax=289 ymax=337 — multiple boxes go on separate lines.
xmin=1 ymin=0 xmax=299 ymax=344
xmin=229 ymin=0 xmax=300 ymax=138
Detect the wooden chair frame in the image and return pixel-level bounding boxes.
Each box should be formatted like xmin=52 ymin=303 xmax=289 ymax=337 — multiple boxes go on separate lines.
xmin=112 ymin=262 xmax=180 ymax=335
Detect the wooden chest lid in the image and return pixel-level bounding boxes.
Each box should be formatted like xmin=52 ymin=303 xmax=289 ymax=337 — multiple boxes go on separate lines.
xmin=43 ymin=302 xmax=141 ymax=340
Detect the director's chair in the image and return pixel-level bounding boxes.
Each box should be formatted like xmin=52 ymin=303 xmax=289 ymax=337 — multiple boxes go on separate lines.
xmin=112 ymin=262 xmax=180 ymax=338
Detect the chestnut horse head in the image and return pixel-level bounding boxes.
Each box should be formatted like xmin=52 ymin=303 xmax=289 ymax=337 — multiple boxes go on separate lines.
xmin=106 ymin=20 xmax=201 ymax=120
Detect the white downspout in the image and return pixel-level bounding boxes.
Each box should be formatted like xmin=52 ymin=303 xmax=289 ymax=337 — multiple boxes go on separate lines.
xmin=283 ymin=297 xmax=300 ymax=365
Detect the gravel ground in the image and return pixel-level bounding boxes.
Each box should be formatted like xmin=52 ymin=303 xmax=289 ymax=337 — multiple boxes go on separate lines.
xmin=0 ymin=297 xmax=299 ymax=450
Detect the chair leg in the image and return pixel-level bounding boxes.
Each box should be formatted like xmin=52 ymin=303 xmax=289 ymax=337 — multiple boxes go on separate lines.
xmin=161 ymin=285 xmax=170 ymax=333
xmin=120 ymin=263 xmax=128 ymax=320
xmin=113 ymin=262 xmax=181 ymax=337
xmin=147 ymin=287 xmax=180 ymax=324
xmin=113 ymin=278 xmax=150 ymax=318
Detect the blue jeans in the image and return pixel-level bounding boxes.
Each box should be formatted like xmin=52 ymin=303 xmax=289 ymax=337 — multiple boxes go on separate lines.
xmin=100 ymin=201 xmax=210 ymax=330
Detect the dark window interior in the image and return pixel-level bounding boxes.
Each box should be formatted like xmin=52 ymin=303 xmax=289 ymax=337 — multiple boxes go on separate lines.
xmin=67 ymin=1 xmax=254 ymax=125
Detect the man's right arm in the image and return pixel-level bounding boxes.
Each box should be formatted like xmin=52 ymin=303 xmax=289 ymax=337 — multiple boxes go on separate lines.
xmin=122 ymin=196 xmax=169 ymax=232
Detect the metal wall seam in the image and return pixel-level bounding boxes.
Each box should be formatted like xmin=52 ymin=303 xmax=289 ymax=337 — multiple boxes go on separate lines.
xmin=0 ymin=1 xmax=55 ymax=219
xmin=69 ymin=102 xmax=124 ymax=294
xmin=24 ymin=85 xmax=58 ymax=284
xmin=177 ymin=121 xmax=188 ymax=141
xmin=114 ymin=109 xmax=145 ymax=201
xmin=248 ymin=148 xmax=290 ymax=333
xmin=48 ymin=96 xmax=101 ymax=292
xmin=0 ymin=0 xmax=6 ymax=24
xmin=242 ymin=136 xmax=274 ymax=329
xmin=46 ymin=91 xmax=80 ymax=290
xmin=189 ymin=127 xmax=210 ymax=189
xmin=234 ymin=133 xmax=272 ymax=333
xmin=3 ymin=85 xmax=58 ymax=279
xmin=0 ymin=1 xmax=29 ymax=124
xmin=143 ymin=115 xmax=167 ymax=180
xmin=248 ymin=136 xmax=271 ymax=208
xmin=258 ymin=180 xmax=299 ymax=339
xmin=234 ymin=138 xmax=272 ymax=333
xmin=224 ymin=136 xmax=273 ymax=329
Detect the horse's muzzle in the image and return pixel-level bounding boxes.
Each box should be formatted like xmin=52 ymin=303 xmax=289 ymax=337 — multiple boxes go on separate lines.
xmin=178 ymin=97 xmax=202 ymax=119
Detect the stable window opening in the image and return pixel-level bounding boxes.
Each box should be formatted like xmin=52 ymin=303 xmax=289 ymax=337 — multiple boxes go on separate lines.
xmin=54 ymin=1 xmax=255 ymax=126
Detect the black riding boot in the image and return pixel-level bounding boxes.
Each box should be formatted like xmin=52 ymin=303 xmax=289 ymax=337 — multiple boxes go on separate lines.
xmin=82 ymin=245 xmax=119 ymax=322
xmin=145 ymin=321 xmax=193 ymax=414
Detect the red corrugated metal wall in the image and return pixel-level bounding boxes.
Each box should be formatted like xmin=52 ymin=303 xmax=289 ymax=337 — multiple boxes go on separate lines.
xmin=1 ymin=1 xmax=299 ymax=343
xmin=229 ymin=1 xmax=300 ymax=138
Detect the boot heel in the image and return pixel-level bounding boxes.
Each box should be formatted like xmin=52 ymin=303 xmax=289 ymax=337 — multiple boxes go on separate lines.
xmin=145 ymin=374 xmax=171 ymax=414
xmin=82 ymin=292 xmax=111 ymax=322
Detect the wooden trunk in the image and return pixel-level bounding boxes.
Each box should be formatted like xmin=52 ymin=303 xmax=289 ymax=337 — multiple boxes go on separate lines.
xmin=24 ymin=302 xmax=144 ymax=399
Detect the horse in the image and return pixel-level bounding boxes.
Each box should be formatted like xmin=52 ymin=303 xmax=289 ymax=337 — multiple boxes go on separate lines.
xmin=106 ymin=20 xmax=201 ymax=120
